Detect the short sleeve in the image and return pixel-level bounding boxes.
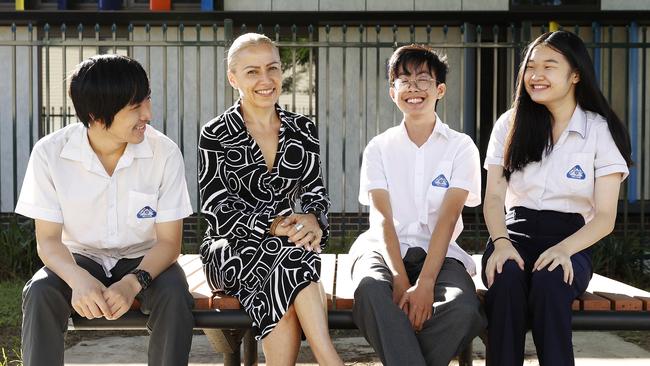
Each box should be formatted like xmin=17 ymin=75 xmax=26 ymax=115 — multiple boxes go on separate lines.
xmin=450 ymin=137 xmax=482 ymax=207
xmin=155 ymin=148 xmax=194 ymax=222
xmin=594 ymin=123 xmax=629 ymax=181
xmin=484 ymin=110 xmax=512 ymax=169
xmin=15 ymin=143 xmax=63 ymax=223
xmin=358 ymin=138 xmax=388 ymax=206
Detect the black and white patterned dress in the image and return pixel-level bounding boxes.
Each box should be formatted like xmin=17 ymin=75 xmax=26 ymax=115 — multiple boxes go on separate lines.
xmin=198 ymin=100 xmax=330 ymax=340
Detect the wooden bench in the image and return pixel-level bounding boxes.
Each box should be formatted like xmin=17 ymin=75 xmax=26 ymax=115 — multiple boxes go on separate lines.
xmin=70 ymin=253 xmax=650 ymax=366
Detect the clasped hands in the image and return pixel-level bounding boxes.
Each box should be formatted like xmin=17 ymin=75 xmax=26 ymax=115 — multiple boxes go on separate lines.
xmin=393 ymin=274 xmax=434 ymax=332
xmin=70 ymin=270 xmax=141 ymax=321
xmin=272 ymin=213 xmax=323 ymax=253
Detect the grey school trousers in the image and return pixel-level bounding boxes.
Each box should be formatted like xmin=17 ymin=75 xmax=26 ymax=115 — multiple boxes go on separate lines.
xmin=351 ymin=247 xmax=486 ymax=366
xmin=21 ymin=254 xmax=194 ymax=366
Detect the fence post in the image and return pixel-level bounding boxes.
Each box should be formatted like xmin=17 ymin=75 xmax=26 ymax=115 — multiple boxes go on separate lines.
xmin=224 ymin=19 xmax=234 ymax=106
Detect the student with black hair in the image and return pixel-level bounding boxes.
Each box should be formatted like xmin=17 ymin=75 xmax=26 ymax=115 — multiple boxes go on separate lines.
xmin=17 ymin=54 xmax=194 ymax=366
xmin=349 ymin=44 xmax=486 ymax=366
xmin=482 ymin=31 xmax=632 ymax=366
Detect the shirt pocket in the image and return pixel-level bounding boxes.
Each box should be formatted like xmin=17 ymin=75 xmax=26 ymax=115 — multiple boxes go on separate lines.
xmin=127 ymin=190 xmax=158 ymax=241
xmin=563 ymin=152 xmax=594 ymax=195
xmin=425 ymin=161 xmax=452 ymax=217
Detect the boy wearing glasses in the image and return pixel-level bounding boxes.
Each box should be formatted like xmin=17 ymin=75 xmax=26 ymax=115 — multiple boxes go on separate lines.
xmin=350 ymin=45 xmax=485 ymax=365
xmin=16 ymin=55 xmax=194 ymax=366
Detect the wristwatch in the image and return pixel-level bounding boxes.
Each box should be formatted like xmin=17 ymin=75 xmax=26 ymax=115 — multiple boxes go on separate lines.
xmin=130 ymin=269 xmax=152 ymax=291
xmin=308 ymin=210 xmax=329 ymax=232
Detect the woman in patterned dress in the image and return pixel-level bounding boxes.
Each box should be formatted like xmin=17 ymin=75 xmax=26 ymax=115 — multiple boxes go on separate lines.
xmin=198 ymin=33 xmax=343 ymax=365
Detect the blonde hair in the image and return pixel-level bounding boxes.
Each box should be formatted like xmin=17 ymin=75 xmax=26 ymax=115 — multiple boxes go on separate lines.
xmin=227 ymin=33 xmax=278 ymax=71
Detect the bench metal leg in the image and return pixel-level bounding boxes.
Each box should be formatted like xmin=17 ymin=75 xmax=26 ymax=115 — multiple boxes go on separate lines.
xmin=203 ymin=328 xmax=244 ymax=366
xmin=243 ymin=329 xmax=258 ymax=366
xmin=224 ymin=351 xmax=241 ymax=366
xmin=458 ymin=340 xmax=473 ymax=366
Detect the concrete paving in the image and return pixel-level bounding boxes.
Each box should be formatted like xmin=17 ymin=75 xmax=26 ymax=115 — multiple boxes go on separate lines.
xmin=63 ymin=331 xmax=650 ymax=365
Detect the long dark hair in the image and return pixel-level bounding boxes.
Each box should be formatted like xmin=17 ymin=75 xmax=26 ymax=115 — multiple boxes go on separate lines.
xmin=504 ymin=31 xmax=632 ymax=178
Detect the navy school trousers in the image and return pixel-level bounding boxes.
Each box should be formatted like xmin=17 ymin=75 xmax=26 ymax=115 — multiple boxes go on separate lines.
xmin=481 ymin=206 xmax=592 ymax=366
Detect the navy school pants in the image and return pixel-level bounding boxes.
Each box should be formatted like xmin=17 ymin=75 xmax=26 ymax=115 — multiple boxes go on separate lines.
xmin=481 ymin=206 xmax=592 ymax=366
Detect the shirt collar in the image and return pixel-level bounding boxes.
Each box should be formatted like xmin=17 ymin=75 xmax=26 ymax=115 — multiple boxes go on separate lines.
xmin=398 ymin=114 xmax=449 ymax=144
xmin=566 ymin=104 xmax=587 ymax=139
xmin=60 ymin=123 xmax=153 ymax=172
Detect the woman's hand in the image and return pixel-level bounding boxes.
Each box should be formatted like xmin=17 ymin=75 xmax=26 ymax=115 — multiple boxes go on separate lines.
xmin=485 ymin=239 xmax=525 ymax=288
xmin=534 ymin=244 xmax=574 ymax=285
xmin=274 ymin=213 xmax=323 ymax=252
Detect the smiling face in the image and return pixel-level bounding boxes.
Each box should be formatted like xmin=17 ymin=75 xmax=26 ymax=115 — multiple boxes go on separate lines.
xmin=97 ymin=97 xmax=152 ymax=145
xmin=524 ymin=44 xmax=580 ymax=108
xmin=227 ymin=43 xmax=282 ymax=111
xmin=389 ymin=63 xmax=446 ymax=119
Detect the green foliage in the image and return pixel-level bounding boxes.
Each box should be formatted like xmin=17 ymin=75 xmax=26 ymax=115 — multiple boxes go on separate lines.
xmin=0 ymin=347 xmax=22 ymax=366
xmin=0 ymin=282 xmax=22 ymax=328
xmin=591 ymin=233 xmax=650 ymax=290
xmin=0 ymin=217 xmax=40 ymax=281
xmin=0 ymin=281 xmax=24 ymax=366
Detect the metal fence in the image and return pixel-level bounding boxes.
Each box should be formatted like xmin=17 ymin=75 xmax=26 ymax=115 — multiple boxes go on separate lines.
xmin=0 ymin=19 xmax=648 ymax=249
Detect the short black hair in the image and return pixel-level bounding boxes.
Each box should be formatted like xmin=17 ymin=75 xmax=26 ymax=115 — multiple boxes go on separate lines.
xmin=69 ymin=54 xmax=150 ymax=128
xmin=388 ymin=44 xmax=449 ymax=85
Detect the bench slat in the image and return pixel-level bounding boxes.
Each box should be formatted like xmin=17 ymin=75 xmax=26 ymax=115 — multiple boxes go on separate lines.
xmin=334 ymin=254 xmax=355 ymax=310
xmin=635 ymin=296 xmax=650 ymax=311
xmin=594 ymin=292 xmax=643 ymax=311
xmin=321 ymin=254 xmax=336 ymax=309
xmin=577 ymin=292 xmax=611 ymax=311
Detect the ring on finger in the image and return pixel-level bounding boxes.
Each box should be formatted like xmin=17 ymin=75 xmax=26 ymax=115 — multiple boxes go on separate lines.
xmin=294 ymin=223 xmax=305 ymax=232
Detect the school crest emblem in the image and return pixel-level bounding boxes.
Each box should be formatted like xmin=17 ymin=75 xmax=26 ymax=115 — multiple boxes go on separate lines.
xmin=432 ymin=174 xmax=450 ymax=188
xmin=137 ymin=206 xmax=157 ymax=219
xmin=566 ymin=165 xmax=586 ymax=180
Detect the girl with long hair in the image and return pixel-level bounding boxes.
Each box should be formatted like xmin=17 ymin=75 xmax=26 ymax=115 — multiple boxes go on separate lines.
xmin=482 ymin=31 xmax=632 ymax=366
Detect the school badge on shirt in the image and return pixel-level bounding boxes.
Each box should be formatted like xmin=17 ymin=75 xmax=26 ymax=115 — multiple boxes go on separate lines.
xmin=566 ymin=165 xmax=586 ymax=180
xmin=137 ymin=206 xmax=157 ymax=219
xmin=432 ymin=174 xmax=450 ymax=188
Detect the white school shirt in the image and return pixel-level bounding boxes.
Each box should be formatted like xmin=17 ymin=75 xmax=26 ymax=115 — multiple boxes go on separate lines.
xmin=484 ymin=105 xmax=629 ymax=222
xmin=15 ymin=123 xmax=194 ymax=276
xmin=357 ymin=117 xmax=482 ymax=275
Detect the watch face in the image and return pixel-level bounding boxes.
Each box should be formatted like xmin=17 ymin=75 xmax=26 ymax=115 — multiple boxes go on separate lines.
xmin=133 ymin=269 xmax=152 ymax=290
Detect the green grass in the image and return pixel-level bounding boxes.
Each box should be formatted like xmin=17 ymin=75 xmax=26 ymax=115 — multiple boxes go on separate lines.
xmin=0 ymin=281 xmax=24 ymax=366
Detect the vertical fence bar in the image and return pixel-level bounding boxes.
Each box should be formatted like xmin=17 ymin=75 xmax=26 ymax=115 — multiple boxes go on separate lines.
xmin=291 ymin=24 xmax=297 ymax=112
xmin=223 ymin=19 xmax=233 ymax=106
xmin=29 ymin=23 xmax=34 ymax=149
xmin=474 ymin=25 xmax=482 ymax=252
xmin=163 ymin=23 xmax=168 ymax=134
xmin=628 ymin=22 xmax=639 ymax=208
xmin=358 ymin=24 xmax=364 ymax=223
xmin=213 ymin=23 xmax=219 ymax=119
xmin=391 ymin=25 xmax=397 ymax=124
xmin=459 ymin=24 xmax=465 ymax=133
xmin=94 ymin=23 xmax=99 ymax=56
xmin=375 ymin=25 xmax=380 ymax=137
xmin=308 ymin=24 xmax=314 ymax=119
xmin=61 ymin=23 xmax=67 ymax=127
xmin=45 ymin=23 xmax=51 ymax=135
xmin=610 ymin=25 xmax=624 ymax=239
xmin=195 ymin=23 xmax=202 ymax=247
xmin=639 ymin=26 xmax=648 ymax=237
xmin=178 ymin=23 xmax=185 ymax=155
xmin=11 ymin=23 xmax=17 ymax=205
xmin=509 ymin=24 xmax=516 ymax=100
xmin=111 ymin=23 xmax=117 ymax=54
xmin=324 ymin=25 xmax=330 ymax=192
xmin=341 ymin=24 xmax=347 ymax=232
xmin=145 ymin=24 xmax=151 ymax=76
xmin=442 ymin=25 xmax=448 ymax=122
